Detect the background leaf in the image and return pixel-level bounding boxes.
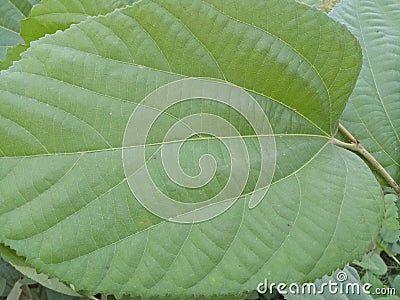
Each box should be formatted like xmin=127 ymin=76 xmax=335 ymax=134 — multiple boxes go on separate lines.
xmin=20 ymin=0 xmax=139 ymax=44
xmin=0 ymin=256 xmax=21 ymax=298
xmin=0 ymin=0 xmax=39 ymax=61
xmin=46 ymin=289 xmax=87 ymax=300
xmin=0 ymin=245 xmax=83 ymax=297
xmin=330 ymin=0 xmax=400 ymax=183
xmin=0 ymin=0 xmax=40 ymax=70
xmin=0 ymin=257 xmax=21 ymax=283
xmin=380 ymin=194 xmax=400 ymax=244
xmin=0 ymin=278 xmax=6 ymax=297
xmin=353 ymin=253 xmax=388 ymax=276
xmin=0 ymin=0 xmax=140 ymax=71
xmin=5 ymin=280 xmax=22 ymax=300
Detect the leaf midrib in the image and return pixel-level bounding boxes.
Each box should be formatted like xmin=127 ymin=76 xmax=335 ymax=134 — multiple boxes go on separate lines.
xmin=0 ymin=134 xmax=329 ymax=159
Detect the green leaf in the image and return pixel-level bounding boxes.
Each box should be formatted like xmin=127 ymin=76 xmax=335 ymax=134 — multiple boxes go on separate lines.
xmin=6 ymin=280 xmax=22 ymax=300
xmin=20 ymin=0 xmax=139 ymax=44
xmin=361 ymin=271 xmax=385 ymax=296
xmin=0 ymin=278 xmax=7 ymax=296
xmin=330 ymin=0 xmax=400 ymax=183
xmin=0 ymin=0 xmax=40 ymax=61
xmin=0 ymin=0 xmax=31 ymax=61
xmin=0 ymin=0 xmax=382 ymax=298
xmin=0 ymin=258 xmax=20 ymax=298
xmin=0 ymin=245 xmax=83 ymax=297
xmin=0 ymin=0 xmax=38 ymax=71
xmin=1 ymin=0 xmax=140 ymax=71
xmin=354 ymin=253 xmax=388 ymax=276
xmin=0 ymin=44 xmax=28 ymax=71
xmin=46 ymin=289 xmax=84 ymax=300
xmin=381 ymin=194 xmax=400 ymax=244
xmin=392 ymin=242 xmax=400 ymax=256
xmin=391 ymin=275 xmax=400 ymax=296
xmin=19 ymin=277 xmax=37 ymax=285
xmin=8 ymin=0 xmax=40 ymax=17
xmin=0 ymin=257 xmax=20 ymax=283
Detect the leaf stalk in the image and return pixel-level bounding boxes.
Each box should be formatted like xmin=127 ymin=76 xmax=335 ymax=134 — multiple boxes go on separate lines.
xmin=332 ymin=124 xmax=400 ymax=194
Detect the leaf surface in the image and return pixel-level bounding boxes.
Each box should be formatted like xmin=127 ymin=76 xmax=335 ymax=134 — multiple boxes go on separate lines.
xmin=0 ymin=0 xmax=383 ymax=297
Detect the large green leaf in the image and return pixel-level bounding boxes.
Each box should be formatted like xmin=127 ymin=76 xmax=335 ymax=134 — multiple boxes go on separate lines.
xmin=0 ymin=0 xmax=382 ymax=298
xmin=330 ymin=0 xmax=400 ymax=183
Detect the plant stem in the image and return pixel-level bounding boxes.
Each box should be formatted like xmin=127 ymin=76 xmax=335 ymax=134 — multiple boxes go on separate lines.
xmin=21 ymin=285 xmax=32 ymax=300
xmin=39 ymin=286 xmax=46 ymax=300
xmin=332 ymin=123 xmax=400 ymax=194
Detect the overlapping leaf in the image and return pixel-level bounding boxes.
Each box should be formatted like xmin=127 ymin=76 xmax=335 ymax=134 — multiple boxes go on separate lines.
xmin=0 ymin=0 xmax=383 ymax=298
xmin=0 ymin=245 xmax=82 ymax=297
xmin=330 ymin=0 xmax=400 ymax=183
xmin=20 ymin=0 xmax=138 ymax=43
xmin=0 ymin=0 xmax=140 ymax=70
xmin=0 ymin=0 xmax=39 ymax=61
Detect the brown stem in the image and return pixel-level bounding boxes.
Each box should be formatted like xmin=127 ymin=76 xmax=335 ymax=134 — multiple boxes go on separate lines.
xmin=21 ymin=285 xmax=33 ymax=300
xmin=332 ymin=123 xmax=400 ymax=194
xmin=39 ymin=286 xmax=46 ymax=300
xmin=101 ymin=294 xmax=107 ymax=300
